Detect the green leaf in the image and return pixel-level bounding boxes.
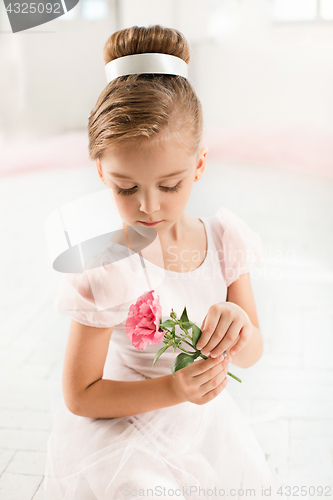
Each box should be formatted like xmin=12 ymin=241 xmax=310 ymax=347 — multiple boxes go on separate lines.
xmin=152 ymin=345 xmax=169 ymax=367
xmin=180 ymin=306 xmax=189 ymax=324
xmin=180 ymin=321 xmax=193 ymax=329
xmin=171 ymin=352 xmax=196 ymax=376
xmin=191 ymin=324 xmax=202 ymax=348
xmin=159 ymin=319 xmax=176 ymax=328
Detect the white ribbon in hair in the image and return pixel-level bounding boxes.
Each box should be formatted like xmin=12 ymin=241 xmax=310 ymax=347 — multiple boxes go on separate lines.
xmin=105 ymin=53 xmax=188 ymax=83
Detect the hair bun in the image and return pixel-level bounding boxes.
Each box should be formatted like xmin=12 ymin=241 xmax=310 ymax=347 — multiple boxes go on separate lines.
xmin=88 ymin=25 xmax=202 ymax=162
xmin=103 ymin=25 xmax=190 ymax=66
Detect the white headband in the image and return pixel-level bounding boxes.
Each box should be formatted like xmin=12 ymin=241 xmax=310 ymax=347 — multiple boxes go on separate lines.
xmin=105 ymin=53 xmax=188 ymax=83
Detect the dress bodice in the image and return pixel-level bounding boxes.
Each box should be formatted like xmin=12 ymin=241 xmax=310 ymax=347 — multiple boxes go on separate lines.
xmin=103 ymin=216 xmax=228 ymax=380
xmin=54 ymin=206 xmax=264 ymax=380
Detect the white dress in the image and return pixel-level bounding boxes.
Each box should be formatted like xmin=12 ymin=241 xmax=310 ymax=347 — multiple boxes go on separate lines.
xmin=44 ymin=206 xmax=282 ymax=500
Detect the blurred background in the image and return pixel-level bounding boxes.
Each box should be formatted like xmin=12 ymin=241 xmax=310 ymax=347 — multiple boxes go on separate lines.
xmin=0 ymin=0 xmax=332 ymax=498
xmin=1 ymin=0 xmax=333 ymax=176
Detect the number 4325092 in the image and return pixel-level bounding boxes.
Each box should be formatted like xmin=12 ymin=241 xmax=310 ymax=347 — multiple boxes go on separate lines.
xmin=5 ymin=3 xmax=61 ymax=14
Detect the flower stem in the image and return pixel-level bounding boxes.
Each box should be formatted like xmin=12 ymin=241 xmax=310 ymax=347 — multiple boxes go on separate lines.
xmin=178 ymin=338 xmax=198 ymax=352
xmin=227 ymin=372 xmax=242 ymax=383
xmin=173 ymin=318 xmax=190 ymax=336
xmin=178 ymin=346 xmax=196 ymax=355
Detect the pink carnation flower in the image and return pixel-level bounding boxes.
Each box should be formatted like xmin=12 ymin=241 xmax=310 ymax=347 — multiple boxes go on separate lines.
xmin=126 ymin=290 xmax=164 ymax=350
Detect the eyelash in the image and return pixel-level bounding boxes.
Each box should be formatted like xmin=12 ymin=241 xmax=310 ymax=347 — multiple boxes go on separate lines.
xmin=115 ymin=182 xmax=182 ymax=196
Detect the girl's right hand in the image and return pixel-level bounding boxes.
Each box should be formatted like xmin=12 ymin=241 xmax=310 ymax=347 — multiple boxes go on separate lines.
xmin=169 ymin=354 xmax=231 ymax=405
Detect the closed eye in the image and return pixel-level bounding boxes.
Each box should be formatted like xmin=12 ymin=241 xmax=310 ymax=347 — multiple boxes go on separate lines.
xmin=115 ymin=181 xmax=182 ymax=196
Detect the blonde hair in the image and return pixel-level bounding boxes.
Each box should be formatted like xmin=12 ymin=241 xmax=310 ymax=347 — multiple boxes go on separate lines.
xmin=88 ymin=25 xmax=203 ymax=161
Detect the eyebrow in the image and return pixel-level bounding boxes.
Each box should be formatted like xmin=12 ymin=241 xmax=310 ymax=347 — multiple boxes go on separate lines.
xmin=107 ymin=169 xmax=188 ymax=180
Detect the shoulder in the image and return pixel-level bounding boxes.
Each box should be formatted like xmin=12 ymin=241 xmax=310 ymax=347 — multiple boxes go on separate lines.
xmin=209 ymin=206 xmax=262 ymax=246
xmin=211 ymin=206 xmax=253 ymax=232
xmin=207 ymin=206 xmax=264 ymax=287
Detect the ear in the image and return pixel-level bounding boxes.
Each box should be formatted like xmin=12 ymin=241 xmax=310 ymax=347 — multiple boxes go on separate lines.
xmin=201 ymin=146 xmax=208 ymax=161
xmin=195 ymin=146 xmax=208 ymax=180
xmin=95 ymin=158 xmax=103 ymax=180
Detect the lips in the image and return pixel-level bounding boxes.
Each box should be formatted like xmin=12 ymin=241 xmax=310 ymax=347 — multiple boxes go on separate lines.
xmin=138 ymin=220 xmax=163 ymax=226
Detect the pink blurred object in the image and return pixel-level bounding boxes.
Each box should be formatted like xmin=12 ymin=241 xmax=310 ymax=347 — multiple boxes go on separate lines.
xmin=125 ymin=290 xmax=164 ymax=351
xmin=203 ymin=124 xmax=333 ymax=178
xmin=0 ymin=131 xmax=93 ymax=177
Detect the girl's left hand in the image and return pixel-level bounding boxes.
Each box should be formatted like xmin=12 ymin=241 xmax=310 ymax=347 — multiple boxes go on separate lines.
xmin=196 ymin=302 xmax=253 ymax=358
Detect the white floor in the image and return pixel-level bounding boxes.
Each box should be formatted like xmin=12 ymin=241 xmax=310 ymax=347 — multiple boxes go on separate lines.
xmin=0 ymin=160 xmax=332 ymax=499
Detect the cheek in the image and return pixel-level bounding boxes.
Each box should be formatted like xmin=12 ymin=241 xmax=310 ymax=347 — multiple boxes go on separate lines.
xmin=112 ymin=196 xmax=134 ymax=218
xmin=176 ymin=183 xmax=193 ymax=206
xmin=116 ymin=195 xmax=133 ymax=206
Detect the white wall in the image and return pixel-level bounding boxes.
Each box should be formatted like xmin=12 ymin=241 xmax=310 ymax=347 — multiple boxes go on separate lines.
xmin=0 ymin=2 xmax=118 ymax=140
xmin=192 ymin=0 xmax=333 ymax=174
xmin=195 ymin=2 xmax=333 ymax=133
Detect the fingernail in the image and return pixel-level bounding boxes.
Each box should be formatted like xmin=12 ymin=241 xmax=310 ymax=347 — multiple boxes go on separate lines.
xmin=210 ymin=352 xmax=217 ymax=358
xmin=230 ymin=350 xmax=236 ymax=355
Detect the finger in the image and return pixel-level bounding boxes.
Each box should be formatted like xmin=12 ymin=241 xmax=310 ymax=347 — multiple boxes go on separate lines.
xmin=225 ymin=323 xmax=252 ymax=356
xmin=196 ymin=307 xmax=221 ymax=351
xmin=200 ymin=313 xmax=233 ymax=355
xmin=210 ymin=334 xmax=239 ymax=358
xmin=191 ymin=354 xmax=223 ymax=377
xmin=209 ymin=319 xmax=243 ymax=357
xmin=203 ymin=374 xmax=229 ymax=402
xmin=197 ymin=356 xmax=231 ymax=386
xmin=200 ymin=364 xmax=229 ymax=397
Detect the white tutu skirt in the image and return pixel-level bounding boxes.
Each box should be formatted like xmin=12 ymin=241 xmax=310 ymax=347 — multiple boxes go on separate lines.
xmin=44 ymin=370 xmax=282 ymax=500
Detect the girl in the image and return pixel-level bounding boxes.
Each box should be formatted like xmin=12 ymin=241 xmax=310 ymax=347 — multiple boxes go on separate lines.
xmin=45 ymin=25 xmax=282 ymax=500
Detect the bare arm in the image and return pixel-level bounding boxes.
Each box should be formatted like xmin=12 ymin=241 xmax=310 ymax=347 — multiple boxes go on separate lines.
xmin=226 ymin=272 xmax=264 ymax=368
xmin=63 ymin=319 xmax=183 ymax=419
xmin=226 ymin=324 xmax=263 ymax=369
xmin=76 ymin=376 xmax=182 ymax=418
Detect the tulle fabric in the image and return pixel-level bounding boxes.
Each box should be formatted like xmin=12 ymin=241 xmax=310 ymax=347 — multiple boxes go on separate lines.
xmin=53 ymin=240 xmax=165 ymax=329
xmin=45 ymin=207 xmax=280 ymax=500
xmin=45 ymin=365 xmax=281 ymax=500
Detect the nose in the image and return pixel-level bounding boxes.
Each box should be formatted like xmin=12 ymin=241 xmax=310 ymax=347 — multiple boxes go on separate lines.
xmin=139 ymin=190 xmax=161 ymax=215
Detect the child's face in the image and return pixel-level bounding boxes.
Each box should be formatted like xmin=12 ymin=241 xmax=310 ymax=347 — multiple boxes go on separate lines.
xmin=96 ymin=132 xmax=207 ymax=239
